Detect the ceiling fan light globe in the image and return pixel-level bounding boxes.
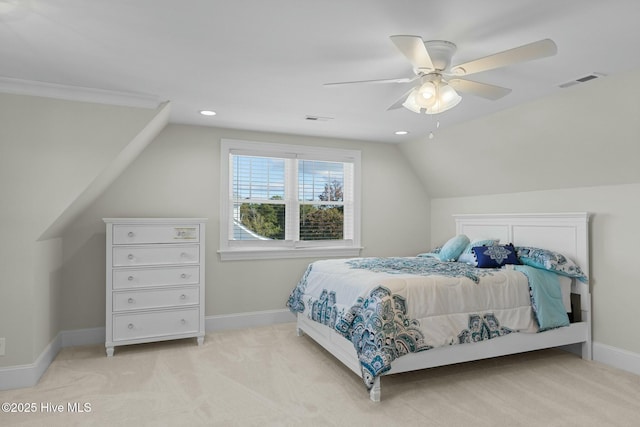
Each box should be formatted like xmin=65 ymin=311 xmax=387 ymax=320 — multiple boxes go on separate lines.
xmin=416 ymin=96 xmax=435 ymax=109
xmin=415 ymin=81 xmax=437 ymax=107
xmin=401 ymin=90 xmax=423 ymax=114
xmin=425 ymin=85 xmax=461 ymax=114
xmin=440 ymin=84 xmax=461 ymax=103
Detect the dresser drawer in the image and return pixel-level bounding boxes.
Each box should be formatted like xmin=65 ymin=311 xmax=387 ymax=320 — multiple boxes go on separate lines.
xmin=113 ymin=286 xmax=199 ymax=312
xmin=112 ymin=308 xmax=200 ymax=342
xmin=113 ymin=266 xmax=199 ymax=289
xmin=113 ymin=245 xmax=199 ymax=267
xmin=113 ymin=224 xmax=200 ymax=244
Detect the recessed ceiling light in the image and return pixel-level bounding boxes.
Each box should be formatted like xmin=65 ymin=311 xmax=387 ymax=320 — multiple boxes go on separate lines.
xmin=394 ymin=130 xmax=409 ymax=135
xmin=199 ymin=110 xmax=217 ymax=116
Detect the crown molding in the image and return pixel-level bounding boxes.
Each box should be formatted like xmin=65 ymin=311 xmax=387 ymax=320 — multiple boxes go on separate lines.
xmin=0 ymin=76 xmax=161 ymax=109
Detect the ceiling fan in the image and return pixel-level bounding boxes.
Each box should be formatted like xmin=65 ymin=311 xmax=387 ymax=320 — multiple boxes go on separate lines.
xmin=325 ymin=36 xmax=557 ymax=115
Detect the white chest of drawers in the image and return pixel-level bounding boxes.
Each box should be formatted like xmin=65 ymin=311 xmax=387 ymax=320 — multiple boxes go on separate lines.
xmin=104 ymin=218 xmax=206 ymax=356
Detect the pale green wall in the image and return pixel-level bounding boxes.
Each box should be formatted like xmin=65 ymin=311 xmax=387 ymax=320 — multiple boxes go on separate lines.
xmin=429 ymin=183 xmax=640 ymax=355
xmin=60 ymin=124 xmax=431 ymax=329
xmin=0 ymin=92 xmax=161 ymax=367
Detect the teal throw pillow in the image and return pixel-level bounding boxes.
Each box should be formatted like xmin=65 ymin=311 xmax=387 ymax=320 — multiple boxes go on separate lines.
xmin=438 ymin=234 xmax=470 ymax=262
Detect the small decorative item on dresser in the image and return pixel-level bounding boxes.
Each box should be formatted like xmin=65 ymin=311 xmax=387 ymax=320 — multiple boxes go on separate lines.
xmin=103 ymin=218 xmax=207 ymax=356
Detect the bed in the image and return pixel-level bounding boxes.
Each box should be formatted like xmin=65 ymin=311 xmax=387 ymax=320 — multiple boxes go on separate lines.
xmin=287 ymin=213 xmax=591 ymax=401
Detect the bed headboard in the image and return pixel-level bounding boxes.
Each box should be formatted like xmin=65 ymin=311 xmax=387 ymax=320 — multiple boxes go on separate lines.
xmin=454 ymin=212 xmax=592 ymax=345
xmin=454 ymin=213 xmax=590 ymax=275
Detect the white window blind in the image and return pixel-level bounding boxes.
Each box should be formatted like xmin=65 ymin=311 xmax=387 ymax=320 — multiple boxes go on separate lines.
xmin=231 ymin=155 xmax=288 ymax=241
xmin=220 ymin=139 xmax=361 ymax=260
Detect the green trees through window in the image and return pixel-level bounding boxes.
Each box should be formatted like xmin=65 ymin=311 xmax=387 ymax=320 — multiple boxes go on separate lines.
xmin=239 ymin=180 xmax=344 ymax=241
xmin=239 ymin=202 xmax=285 ymax=240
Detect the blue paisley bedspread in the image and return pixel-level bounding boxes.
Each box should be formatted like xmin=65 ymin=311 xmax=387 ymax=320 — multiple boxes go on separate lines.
xmin=286 ymin=256 xmax=569 ymax=390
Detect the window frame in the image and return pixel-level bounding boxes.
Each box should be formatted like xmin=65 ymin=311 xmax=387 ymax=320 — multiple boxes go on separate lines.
xmin=219 ymin=138 xmax=362 ymax=260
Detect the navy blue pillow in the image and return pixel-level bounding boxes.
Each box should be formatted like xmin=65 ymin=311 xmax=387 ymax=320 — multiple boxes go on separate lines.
xmin=472 ymin=243 xmax=521 ymax=268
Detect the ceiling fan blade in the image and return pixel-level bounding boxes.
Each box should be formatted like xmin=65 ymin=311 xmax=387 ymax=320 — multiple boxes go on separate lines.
xmin=386 ymin=86 xmax=417 ymax=110
xmin=451 ymin=39 xmax=557 ymax=76
xmin=324 ymin=76 xmax=416 ymax=86
xmin=448 ymin=79 xmax=512 ymax=100
xmin=390 ymin=35 xmax=435 ymax=71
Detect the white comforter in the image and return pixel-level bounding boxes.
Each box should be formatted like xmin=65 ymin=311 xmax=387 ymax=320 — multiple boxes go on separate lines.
xmin=297 ymin=257 xmax=537 ymax=344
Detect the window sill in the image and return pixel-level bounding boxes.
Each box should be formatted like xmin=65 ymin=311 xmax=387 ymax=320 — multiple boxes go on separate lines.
xmin=218 ymin=246 xmax=363 ymax=261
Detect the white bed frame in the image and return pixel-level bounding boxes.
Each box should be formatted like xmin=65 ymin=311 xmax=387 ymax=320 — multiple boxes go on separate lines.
xmin=296 ymin=213 xmax=592 ymax=401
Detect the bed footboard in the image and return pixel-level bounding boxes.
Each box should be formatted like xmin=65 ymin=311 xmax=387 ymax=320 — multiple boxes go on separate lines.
xmin=297 ymin=312 xmax=591 ymax=401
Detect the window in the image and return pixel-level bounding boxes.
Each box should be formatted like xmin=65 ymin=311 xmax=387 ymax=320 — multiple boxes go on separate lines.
xmin=219 ymin=139 xmax=361 ymax=260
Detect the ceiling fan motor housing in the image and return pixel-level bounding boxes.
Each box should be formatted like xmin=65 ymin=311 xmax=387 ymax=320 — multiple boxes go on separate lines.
xmin=422 ymin=40 xmax=457 ymax=71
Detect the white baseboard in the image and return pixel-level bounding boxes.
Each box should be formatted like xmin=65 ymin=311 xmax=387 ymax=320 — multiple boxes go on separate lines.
xmin=61 ymin=327 xmax=106 ymax=348
xmin=593 ymin=342 xmax=640 ymax=376
xmin=205 ymin=308 xmax=296 ymax=331
xmin=0 ymin=333 xmax=62 ymax=391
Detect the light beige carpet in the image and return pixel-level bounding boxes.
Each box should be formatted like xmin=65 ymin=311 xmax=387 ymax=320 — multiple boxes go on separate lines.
xmin=1 ymin=323 xmax=639 ymax=426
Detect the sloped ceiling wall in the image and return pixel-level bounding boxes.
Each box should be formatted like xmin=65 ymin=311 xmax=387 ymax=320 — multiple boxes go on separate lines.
xmin=399 ymin=67 xmax=640 ymax=198
xmin=0 ymin=92 xmax=167 ymax=242
xmin=39 ymin=102 xmax=170 ymax=240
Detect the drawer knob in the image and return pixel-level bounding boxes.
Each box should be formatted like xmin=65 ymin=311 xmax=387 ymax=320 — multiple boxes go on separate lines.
xmin=127 ymin=231 xmax=135 ymax=238
xmin=127 ymin=254 xmax=134 ymax=260
xmin=180 ymin=294 xmax=187 ymax=300
xmin=180 ymin=319 xmax=186 ymax=325
xmin=180 ymin=252 xmax=188 ymax=258
xmin=128 ymin=323 xmax=134 ymax=329
xmin=128 ymin=275 xmax=134 ymax=281
xmin=180 ymin=273 xmax=187 ymax=279
xmin=128 ymin=298 xmax=134 ymax=304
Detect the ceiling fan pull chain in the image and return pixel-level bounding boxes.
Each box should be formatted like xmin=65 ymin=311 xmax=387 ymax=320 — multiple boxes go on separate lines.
xmin=429 ymin=119 xmax=441 ymax=140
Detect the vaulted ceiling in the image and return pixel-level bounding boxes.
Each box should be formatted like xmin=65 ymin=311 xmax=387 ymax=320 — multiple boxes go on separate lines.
xmin=2 ymin=0 xmax=640 ymax=143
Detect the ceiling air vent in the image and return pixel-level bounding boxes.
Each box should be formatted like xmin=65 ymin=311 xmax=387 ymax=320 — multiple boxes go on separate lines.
xmin=305 ymin=115 xmax=333 ymax=121
xmin=559 ymin=72 xmax=606 ymax=88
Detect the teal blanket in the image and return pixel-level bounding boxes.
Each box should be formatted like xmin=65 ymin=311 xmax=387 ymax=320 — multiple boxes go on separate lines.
xmin=514 ymin=265 xmax=569 ymax=331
